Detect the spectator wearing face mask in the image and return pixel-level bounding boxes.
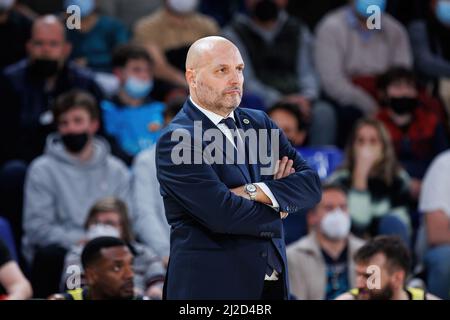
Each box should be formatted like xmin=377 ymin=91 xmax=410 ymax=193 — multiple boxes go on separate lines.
xmin=0 ymin=0 xmax=32 ymax=71
xmin=376 ymin=67 xmax=449 ymax=199
xmin=315 ymin=0 xmax=412 ymax=147
xmin=22 ymin=90 xmax=131 ymax=298
xmin=63 ymin=0 xmax=129 ymax=73
xmin=328 ymin=118 xmax=412 ymax=245
xmin=0 ymin=15 xmax=103 ymax=167
xmin=60 ymin=197 xmax=165 ymax=300
xmin=0 ymin=15 xmax=106 ymax=255
xmin=100 ymin=44 xmax=165 ymax=163
xmin=287 ymin=184 xmax=365 ymax=300
xmin=133 ymin=0 xmax=219 ymax=88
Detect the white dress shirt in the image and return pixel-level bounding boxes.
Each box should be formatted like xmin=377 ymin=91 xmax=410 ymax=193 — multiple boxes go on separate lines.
xmin=189 ymin=97 xmax=280 ymax=209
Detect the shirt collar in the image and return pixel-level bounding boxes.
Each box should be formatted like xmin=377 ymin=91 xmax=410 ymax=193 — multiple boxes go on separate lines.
xmin=189 ymin=97 xmax=235 ymax=126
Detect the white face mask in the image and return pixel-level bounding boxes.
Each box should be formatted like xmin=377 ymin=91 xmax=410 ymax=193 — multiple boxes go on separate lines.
xmin=320 ymin=208 xmax=351 ymax=240
xmin=0 ymin=0 xmax=14 ymax=11
xmin=167 ymin=0 xmax=198 ymax=14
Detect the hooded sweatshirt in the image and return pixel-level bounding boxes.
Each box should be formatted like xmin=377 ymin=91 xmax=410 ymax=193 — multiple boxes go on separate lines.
xmin=22 ymin=133 xmax=131 ymax=262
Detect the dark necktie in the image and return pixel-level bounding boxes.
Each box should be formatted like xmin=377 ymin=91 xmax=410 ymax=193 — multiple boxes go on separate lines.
xmin=220 ymin=118 xmax=282 ymax=278
xmin=219 ymin=117 xmax=245 ymax=161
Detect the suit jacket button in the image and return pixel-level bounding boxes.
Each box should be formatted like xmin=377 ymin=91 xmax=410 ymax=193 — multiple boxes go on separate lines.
xmin=261 ymin=252 xmax=267 ymax=258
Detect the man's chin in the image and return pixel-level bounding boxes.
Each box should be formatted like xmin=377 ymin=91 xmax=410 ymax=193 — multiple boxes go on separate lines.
xmin=119 ymin=291 xmax=135 ymax=300
xmin=229 ymin=99 xmax=242 ymax=110
xmin=119 ymin=285 xmax=135 ymax=299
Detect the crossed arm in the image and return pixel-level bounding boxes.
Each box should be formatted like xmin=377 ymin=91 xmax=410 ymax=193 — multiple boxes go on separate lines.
xmin=156 ymin=117 xmax=321 ymax=238
xmin=230 ymin=156 xmax=296 ymax=219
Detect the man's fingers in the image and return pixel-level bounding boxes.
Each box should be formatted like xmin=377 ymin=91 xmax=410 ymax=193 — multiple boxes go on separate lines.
xmin=275 ymin=156 xmax=288 ymax=179
xmin=273 ymin=159 xmax=280 ymax=177
xmin=280 ymin=212 xmax=289 ymax=219
xmin=275 ymin=157 xmax=295 ymax=179
xmin=283 ymin=159 xmax=293 ymax=178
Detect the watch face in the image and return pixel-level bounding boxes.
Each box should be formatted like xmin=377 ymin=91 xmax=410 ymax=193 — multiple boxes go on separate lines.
xmin=246 ymin=184 xmax=257 ymax=193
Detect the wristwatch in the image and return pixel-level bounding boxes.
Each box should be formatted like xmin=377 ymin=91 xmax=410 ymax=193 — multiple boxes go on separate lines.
xmin=244 ymin=183 xmax=257 ymax=201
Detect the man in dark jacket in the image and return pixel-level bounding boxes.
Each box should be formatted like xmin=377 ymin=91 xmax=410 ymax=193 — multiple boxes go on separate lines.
xmin=0 ymin=15 xmax=103 ymax=166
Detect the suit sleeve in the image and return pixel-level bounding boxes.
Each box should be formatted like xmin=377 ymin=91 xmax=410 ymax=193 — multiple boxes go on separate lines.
xmin=262 ymin=116 xmax=322 ymax=215
xmin=156 ymin=129 xmax=283 ymax=239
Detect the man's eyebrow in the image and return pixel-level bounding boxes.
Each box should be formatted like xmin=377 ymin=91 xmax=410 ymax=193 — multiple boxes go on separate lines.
xmin=215 ymin=63 xmax=245 ymax=68
xmin=111 ymin=259 xmax=125 ymax=264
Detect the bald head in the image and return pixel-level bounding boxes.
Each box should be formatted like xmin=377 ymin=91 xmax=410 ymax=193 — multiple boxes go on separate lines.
xmin=32 ymin=15 xmax=66 ymax=40
xmin=27 ymin=15 xmax=71 ymax=63
xmin=186 ymin=36 xmax=240 ymax=71
xmin=185 ymin=36 xmax=244 ymax=117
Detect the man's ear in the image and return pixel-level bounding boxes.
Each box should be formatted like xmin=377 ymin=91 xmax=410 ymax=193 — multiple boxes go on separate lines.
xmin=186 ymin=69 xmax=196 ymax=88
xmin=392 ymin=270 xmax=405 ymax=290
xmin=84 ymin=267 xmax=97 ymax=286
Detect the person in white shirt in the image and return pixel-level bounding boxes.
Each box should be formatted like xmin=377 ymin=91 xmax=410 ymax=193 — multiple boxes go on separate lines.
xmin=419 ymin=150 xmax=450 ymax=300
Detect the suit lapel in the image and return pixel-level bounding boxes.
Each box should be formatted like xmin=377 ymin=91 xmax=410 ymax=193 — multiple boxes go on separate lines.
xmin=183 ymin=101 xmax=251 ymax=183
xmin=235 ymin=108 xmax=260 ymax=182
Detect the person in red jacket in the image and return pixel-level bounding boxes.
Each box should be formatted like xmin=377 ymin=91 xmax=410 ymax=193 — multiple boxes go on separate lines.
xmin=376 ymin=67 xmax=449 ymax=199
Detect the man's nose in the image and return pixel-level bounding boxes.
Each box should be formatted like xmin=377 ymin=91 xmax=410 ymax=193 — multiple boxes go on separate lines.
xmin=123 ymin=265 xmax=134 ymax=279
xmin=356 ymin=275 xmax=366 ymax=288
xmin=229 ymin=71 xmax=242 ymax=85
xmin=65 ymin=122 xmax=78 ymax=132
xmin=40 ymin=44 xmax=54 ymax=57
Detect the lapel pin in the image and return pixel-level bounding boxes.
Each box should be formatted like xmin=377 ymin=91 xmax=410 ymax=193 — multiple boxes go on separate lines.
xmin=243 ymin=119 xmax=250 ymax=125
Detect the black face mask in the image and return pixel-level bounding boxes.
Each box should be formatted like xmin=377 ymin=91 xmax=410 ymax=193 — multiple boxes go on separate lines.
xmin=61 ymin=132 xmax=89 ymax=153
xmin=252 ymin=0 xmax=279 ymax=22
xmin=389 ymin=97 xmax=418 ymax=115
xmin=29 ymin=58 xmax=60 ymax=79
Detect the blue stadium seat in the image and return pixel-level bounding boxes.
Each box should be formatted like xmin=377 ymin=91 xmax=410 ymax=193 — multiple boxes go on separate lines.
xmin=0 ymin=216 xmax=18 ymax=262
xmin=297 ymin=146 xmax=344 ymax=180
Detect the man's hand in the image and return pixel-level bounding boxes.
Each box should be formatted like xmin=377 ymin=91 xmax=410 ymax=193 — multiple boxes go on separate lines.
xmin=229 ymin=156 xmax=295 ymax=219
xmin=274 ymin=156 xmax=295 ymax=179
xmin=275 ymin=156 xmax=296 ymax=219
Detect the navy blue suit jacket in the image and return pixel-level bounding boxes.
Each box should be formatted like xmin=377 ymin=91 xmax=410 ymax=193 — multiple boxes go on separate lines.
xmin=156 ymin=100 xmax=321 ymax=299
